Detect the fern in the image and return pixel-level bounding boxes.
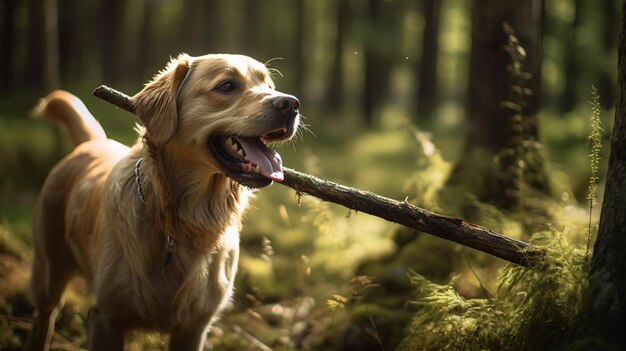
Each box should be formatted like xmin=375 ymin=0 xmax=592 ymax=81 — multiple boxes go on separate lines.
xmin=399 ymin=272 xmax=509 ymax=351
xmin=499 ymin=230 xmax=591 ymax=350
xmin=400 ymin=230 xmax=593 ymax=351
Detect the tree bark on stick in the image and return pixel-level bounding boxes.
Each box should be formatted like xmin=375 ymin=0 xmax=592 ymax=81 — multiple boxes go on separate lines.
xmin=92 ymin=85 xmax=536 ymax=266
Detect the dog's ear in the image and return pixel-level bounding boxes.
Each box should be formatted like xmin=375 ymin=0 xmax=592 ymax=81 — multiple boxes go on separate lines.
xmin=132 ymin=54 xmax=191 ymax=146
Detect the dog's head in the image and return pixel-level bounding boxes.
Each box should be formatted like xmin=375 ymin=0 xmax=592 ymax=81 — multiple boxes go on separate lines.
xmin=133 ymin=54 xmax=300 ymax=188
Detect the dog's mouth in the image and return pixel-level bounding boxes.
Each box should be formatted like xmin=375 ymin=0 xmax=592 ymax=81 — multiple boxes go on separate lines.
xmin=208 ymin=127 xmax=293 ymax=188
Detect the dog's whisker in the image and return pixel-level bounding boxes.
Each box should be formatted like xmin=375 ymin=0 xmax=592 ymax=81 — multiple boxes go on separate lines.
xmin=268 ymin=67 xmax=283 ymax=79
xmin=264 ymin=57 xmax=284 ymax=66
xmin=290 ymin=139 xmax=299 ymax=152
xmin=297 ymin=121 xmax=315 ymax=139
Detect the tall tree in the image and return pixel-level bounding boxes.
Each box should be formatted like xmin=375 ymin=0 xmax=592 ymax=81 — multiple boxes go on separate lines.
xmin=179 ymin=0 xmax=221 ymax=55
xmin=597 ymin=0 xmax=619 ymax=109
xmin=292 ymin=0 xmax=306 ymax=97
xmin=590 ymin=1 xmax=626 ymax=346
xmin=243 ymin=0 xmax=262 ymax=58
xmin=24 ymin=0 xmax=60 ymax=92
xmin=447 ymin=0 xmax=549 ymax=211
xmin=0 ymin=0 xmax=17 ymax=92
xmin=558 ymin=0 xmax=582 ymax=113
xmin=415 ymin=0 xmax=442 ymax=125
xmin=58 ymin=0 xmax=85 ymax=84
xmin=325 ymin=0 xmax=350 ymax=109
xmin=101 ymin=0 xmax=126 ymax=85
xmin=137 ymin=0 xmax=160 ymax=80
xmin=361 ymin=0 xmax=402 ymax=126
xmin=199 ymin=0 xmax=221 ymax=53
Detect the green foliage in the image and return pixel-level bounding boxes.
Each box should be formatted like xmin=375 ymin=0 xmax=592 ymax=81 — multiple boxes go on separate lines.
xmin=586 ymin=85 xmax=603 ymax=252
xmin=501 ymin=230 xmax=591 ymax=350
xmin=399 ymin=272 xmax=508 ymax=351
xmin=402 ymin=124 xmax=451 ymax=212
xmin=587 ymin=86 xmax=603 ymax=207
xmin=399 ymin=229 xmax=596 ymax=351
xmin=0 ymin=224 xmax=27 ymax=260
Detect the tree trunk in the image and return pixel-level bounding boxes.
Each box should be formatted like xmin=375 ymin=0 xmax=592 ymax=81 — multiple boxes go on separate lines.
xmin=447 ymin=0 xmax=549 ymax=212
xmin=598 ymin=0 xmax=619 ymax=109
xmin=199 ymin=0 xmax=221 ymax=53
xmin=24 ymin=0 xmax=60 ymax=92
xmin=292 ymin=0 xmax=305 ymax=97
xmin=58 ymin=0 xmax=84 ymax=84
xmin=362 ymin=52 xmax=390 ymax=126
xmin=590 ymin=1 xmax=626 ymax=346
xmin=243 ymin=0 xmax=261 ymax=58
xmin=179 ymin=0 xmax=220 ymax=55
xmin=558 ymin=0 xmax=582 ymax=113
xmin=463 ymin=0 xmax=512 ymax=152
xmin=137 ymin=0 xmax=160 ymax=80
xmin=0 ymin=0 xmax=17 ymax=92
xmin=325 ymin=0 xmax=349 ymax=109
xmin=101 ymin=0 xmax=126 ymax=85
xmin=361 ymin=0 xmax=401 ymax=126
xmin=463 ymin=0 xmax=543 ymax=152
xmin=415 ymin=0 xmax=441 ymax=125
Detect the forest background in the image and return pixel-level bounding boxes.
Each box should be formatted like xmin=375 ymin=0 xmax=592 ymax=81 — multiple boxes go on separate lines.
xmin=0 ymin=0 xmax=622 ymax=349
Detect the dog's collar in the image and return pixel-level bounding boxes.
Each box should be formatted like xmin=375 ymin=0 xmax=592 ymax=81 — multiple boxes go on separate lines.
xmin=135 ymin=157 xmax=176 ymax=274
xmin=134 ymin=158 xmax=146 ymax=204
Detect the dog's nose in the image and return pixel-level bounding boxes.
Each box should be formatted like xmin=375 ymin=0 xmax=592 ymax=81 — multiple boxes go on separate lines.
xmin=272 ymin=95 xmax=300 ymax=116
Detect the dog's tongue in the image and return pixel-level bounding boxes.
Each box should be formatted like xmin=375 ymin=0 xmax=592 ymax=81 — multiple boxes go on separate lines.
xmin=237 ymin=138 xmax=284 ymax=181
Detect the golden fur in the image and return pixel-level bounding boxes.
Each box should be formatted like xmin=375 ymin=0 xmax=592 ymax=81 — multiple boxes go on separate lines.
xmin=27 ymin=54 xmax=299 ymax=350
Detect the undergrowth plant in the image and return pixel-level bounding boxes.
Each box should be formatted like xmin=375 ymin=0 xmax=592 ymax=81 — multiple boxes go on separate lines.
xmin=586 ymin=85 xmax=603 ymax=255
xmin=399 ymin=230 xmax=593 ymax=351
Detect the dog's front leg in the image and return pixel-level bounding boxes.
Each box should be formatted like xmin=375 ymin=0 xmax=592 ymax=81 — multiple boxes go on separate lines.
xmin=87 ymin=306 xmax=125 ymax=351
xmin=168 ymin=324 xmax=209 ymax=351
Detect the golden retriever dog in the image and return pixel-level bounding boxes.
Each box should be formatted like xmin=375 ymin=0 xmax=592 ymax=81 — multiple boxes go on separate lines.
xmin=27 ymin=53 xmax=300 ymax=350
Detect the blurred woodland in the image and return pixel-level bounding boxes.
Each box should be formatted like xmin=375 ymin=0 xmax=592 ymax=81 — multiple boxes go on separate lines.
xmin=1 ymin=0 xmax=626 ymax=350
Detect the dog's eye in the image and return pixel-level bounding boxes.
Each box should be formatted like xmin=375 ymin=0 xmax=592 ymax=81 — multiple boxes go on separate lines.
xmin=217 ymin=81 xmax=236 ymax=93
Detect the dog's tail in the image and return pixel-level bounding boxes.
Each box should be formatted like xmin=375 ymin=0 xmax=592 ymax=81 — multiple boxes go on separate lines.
xmin=35 ymin=90 xmax=107 ymax=147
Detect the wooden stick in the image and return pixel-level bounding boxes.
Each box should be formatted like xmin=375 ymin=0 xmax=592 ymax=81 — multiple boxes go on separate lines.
xmin=93 ymin=85 xmax=535 ymax=266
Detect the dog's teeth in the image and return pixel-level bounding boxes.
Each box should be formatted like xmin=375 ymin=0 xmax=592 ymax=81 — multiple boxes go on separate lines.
xmin=237 ymin=149 xmax=244 ymax=156
xmin=243 ymin=155 xmax=250 ymax=162
xmin=253 ymin=164 xmax=260 ymax=173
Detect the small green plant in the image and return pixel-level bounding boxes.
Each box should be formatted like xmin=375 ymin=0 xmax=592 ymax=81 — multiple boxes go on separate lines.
xmin=399 ymin=230 xmax=593 ymax=351
xmin=586 ymin=85 xmax=603 ymax=256
xmin=399 ymin=271 xmax=509 ymax=350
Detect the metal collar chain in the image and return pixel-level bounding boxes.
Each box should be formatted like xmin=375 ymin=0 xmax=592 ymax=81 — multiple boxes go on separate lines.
xmin=135 ymin=157 xmax=176 ymax=274
xmin=134 ymin=158 xmax=146 ymax=204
